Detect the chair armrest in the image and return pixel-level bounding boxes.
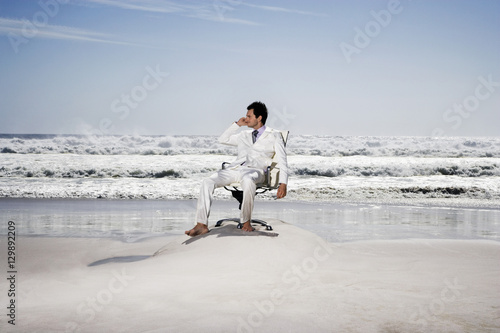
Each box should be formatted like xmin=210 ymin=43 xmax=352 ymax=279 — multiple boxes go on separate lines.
xmin=220 ymin=162 xmax=280 ymax=190
xmin=263 ymin=165 xmax=281 ymax=189
xmin=265 ymin=166 xmax=271 ymax=186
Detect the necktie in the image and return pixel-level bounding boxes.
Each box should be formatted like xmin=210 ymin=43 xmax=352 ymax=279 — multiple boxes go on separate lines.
xmin=252 ymin=130 xmax=258 ymax=143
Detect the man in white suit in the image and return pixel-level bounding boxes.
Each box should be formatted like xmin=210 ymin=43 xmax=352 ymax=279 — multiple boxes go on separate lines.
xmin=186 ymin=101 xmax=288 ymax=237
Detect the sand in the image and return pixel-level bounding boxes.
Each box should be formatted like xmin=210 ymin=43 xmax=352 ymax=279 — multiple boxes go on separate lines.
xmin=1 ymin=220 xmax=499 ymax=333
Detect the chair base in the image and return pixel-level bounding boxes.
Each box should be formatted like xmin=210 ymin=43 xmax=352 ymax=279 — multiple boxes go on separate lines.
xmin=215 ymin=218 xmax=273 ymax=231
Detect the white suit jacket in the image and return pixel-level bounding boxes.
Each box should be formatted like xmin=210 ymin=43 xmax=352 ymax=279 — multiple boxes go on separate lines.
xmin=218 ymin=123 xmax=289 ymax=185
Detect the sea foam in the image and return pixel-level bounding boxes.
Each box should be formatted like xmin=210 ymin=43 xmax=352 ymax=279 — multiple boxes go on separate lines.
xmin=1 ymin=134 xmax=499 ymax=205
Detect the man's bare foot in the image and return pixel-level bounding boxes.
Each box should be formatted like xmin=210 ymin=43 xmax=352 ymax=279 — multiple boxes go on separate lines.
xmin=185 ymin=223 xmax=209 ymax=237
xmin=241 ymin=221 xmax=255 ymax=232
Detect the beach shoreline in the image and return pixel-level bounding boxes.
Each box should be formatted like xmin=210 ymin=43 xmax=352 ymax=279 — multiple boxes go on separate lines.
xmin=0 ymin=222 xmax=499 ymax=332
xmin=1 ymin=198 xmax=499 ymax=243
xmin=1 ymin=197 xmax=499 ymax=332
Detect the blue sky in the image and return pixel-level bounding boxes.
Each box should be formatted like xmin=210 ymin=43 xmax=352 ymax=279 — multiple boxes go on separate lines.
xmin=0 ymin=0 xmax=499 ymax=136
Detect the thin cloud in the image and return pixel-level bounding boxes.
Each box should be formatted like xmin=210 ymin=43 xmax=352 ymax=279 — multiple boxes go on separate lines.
xmin=85 ymin=0 xmax=260 ymax=25
xmin=83 ymin=1 xmax=322 ymax=25
xmin=85 ymin=0 xmax=189 ymax=14
xmin=242 ymin=3 xmax=329 ymax=17
xmin=0 ymin=17 xmax=136 ymax=46
xmin=186 ymin=5 xmax=259 ymax=25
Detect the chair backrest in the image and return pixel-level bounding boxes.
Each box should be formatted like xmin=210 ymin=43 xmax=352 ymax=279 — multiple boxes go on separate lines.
xmin=281 ymin=130 xmax=289 ymax=147
xmin=266 ymin=130 xmax=289 ymax=188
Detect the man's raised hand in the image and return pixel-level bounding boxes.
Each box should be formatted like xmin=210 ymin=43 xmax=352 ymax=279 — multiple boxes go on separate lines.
xmin=236 ymin=117 xmax=246 ymax=127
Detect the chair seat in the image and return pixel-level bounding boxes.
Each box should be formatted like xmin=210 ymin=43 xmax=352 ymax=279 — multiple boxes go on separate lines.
xmin=215 ymin=130 xmax=289 ymax=232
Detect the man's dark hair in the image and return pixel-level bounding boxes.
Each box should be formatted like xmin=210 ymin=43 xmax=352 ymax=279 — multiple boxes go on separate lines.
xmin=247 ymin=101 xmax=268 ymax=125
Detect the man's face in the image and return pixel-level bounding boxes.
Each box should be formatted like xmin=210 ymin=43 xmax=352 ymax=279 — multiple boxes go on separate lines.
xmin=245 ymin=109 xmax=262 ymax=129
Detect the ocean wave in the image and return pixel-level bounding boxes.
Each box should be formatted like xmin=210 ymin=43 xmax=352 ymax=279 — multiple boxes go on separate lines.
xmin=1 ymin=138 xmax=499 ymax=204
xmin=0 ymin=154 xmax=222 ymax=181
xmin=287 ymin=135 xmax=500 ymax=158
xmin=293 ymin=163 xmax=500 ymax=178
xmin=0 ymin=166 xmax=181 ymax=179
xmin=1 ymin=155 xmax=499 ymax=179
xmin=0 ymin=167 xmax=160 ymax=180
xmin=1 ymin=178 xmax=498 ymax=205
xmin=288 ymin=185 xmax=499 ymax=204
xmin=290 ymin=155 xmax=500 ymax=178
xmin=1 ymin=134 xmax=499 ymax=157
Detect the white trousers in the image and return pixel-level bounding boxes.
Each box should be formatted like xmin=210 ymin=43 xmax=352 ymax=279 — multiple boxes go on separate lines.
xmin=195 ymin=166 xmax=265 ymax=225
